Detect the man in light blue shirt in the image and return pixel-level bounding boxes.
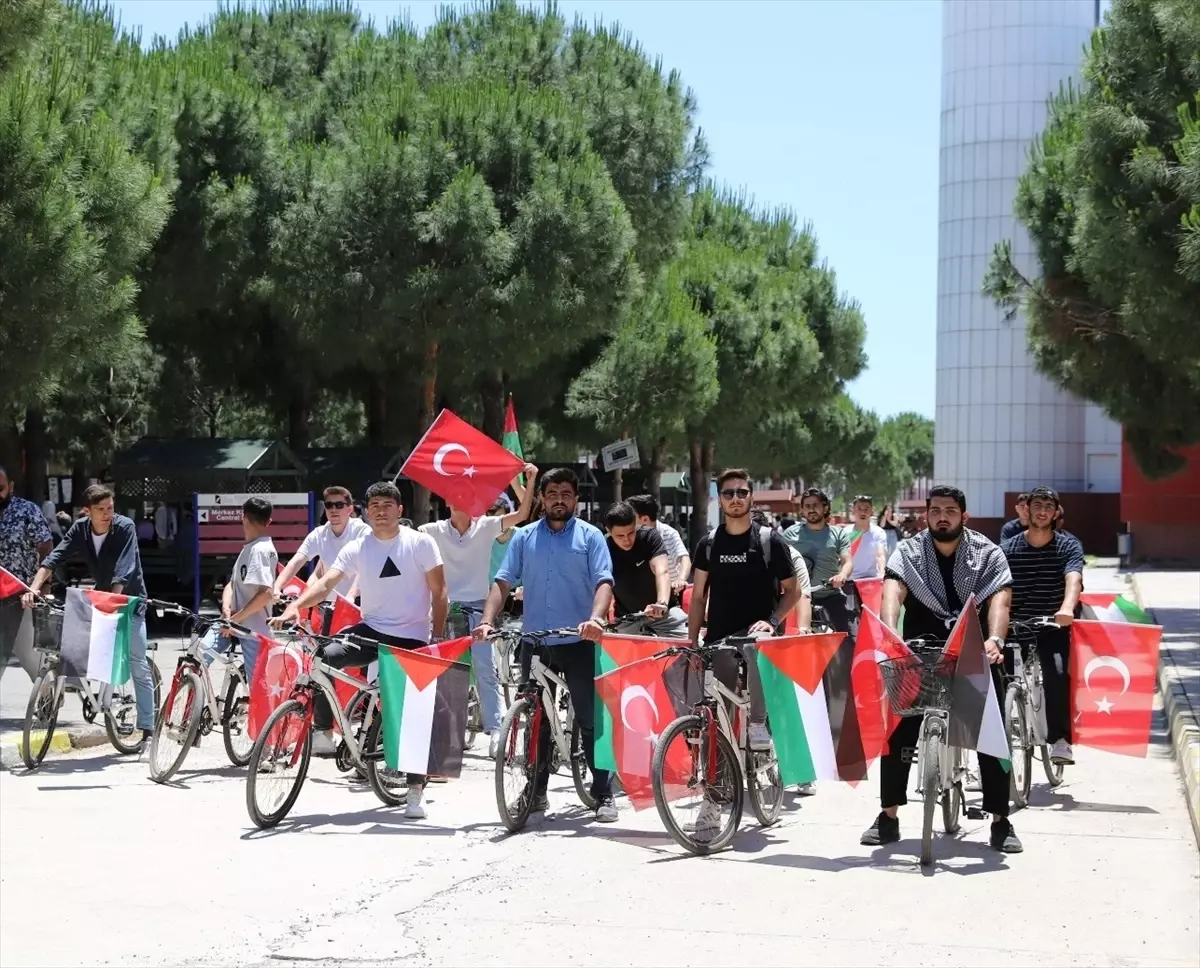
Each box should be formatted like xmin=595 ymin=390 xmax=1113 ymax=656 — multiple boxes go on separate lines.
xmin=476 ymin=467 xmax=616 ymax=821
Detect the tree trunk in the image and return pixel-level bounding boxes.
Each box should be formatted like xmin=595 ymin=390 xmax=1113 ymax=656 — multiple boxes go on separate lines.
xmin=71 ymin=458 xmax=87 ymax=512
xmin=411 ymin=339 xmax=439 ymax=526
xmin=365 ymin=378 xmax=386 ymax=446
xmin=688 ymin=434 xmax=707 ymax=550
xmin=612 ymin=467 xmax=623 ymax=503
xmin=647 ymin=438 xmax=666 ymax=505
xmin=287 ymin=387 xmax=310 ymax=452
xmin=23 ymin=408 xmax=47 ymax=503
xmin=0 ymin=419 xmax=21 ymax=492
xmin=479 ymin=367 xmax=505 ymax=441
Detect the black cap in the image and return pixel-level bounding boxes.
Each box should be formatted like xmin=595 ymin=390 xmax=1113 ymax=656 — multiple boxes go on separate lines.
xmin=1028 ymin=485 xmax=1060 ymax=505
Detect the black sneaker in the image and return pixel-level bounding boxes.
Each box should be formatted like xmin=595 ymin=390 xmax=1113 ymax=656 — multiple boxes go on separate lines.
xmin=990 ymin=819 xmax=1023 ymax=853
xmin=531 ymin=793 xmax=550 ymax=813
xmin=861 ymin=811 xmax=900 ymax=846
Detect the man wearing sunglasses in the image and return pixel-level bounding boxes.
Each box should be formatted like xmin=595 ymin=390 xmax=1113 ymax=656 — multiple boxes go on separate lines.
xmin=274 ymin=486 xmax=371 ymax=603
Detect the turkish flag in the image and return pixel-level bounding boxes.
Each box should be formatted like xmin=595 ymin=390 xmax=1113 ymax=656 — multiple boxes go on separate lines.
xmin=1070 ymin=619 xmax=1162 ymax=757
xmin=855 ymin=577 xmax=884 ymax=620
xmin=0 ymin=565 xmax=28 ymax=600
xmin=401 ymin=409 xmax=526 ymax=517
xmin=853 ymin=607 xmax=915 ymax=759
xmin=248 ymin=635 xmax=312 ymax=742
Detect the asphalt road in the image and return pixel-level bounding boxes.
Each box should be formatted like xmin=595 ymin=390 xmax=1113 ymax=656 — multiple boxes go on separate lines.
xmin=1 ymin=680 xmax=1197 ymax=967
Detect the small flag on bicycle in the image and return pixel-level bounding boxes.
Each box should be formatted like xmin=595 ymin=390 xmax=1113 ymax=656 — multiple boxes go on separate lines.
xmin=60 ymin=588 xmax=143 ymax=686
xmin=755 ymin=633 xmax=845 ymax=785
xmin=1079 ymin=593 xmax=1153 ymax=625
xmin=378 ymin=646 xmax=470 ymax=778
xmin=945 ymin=598 xmax=1010 ymax=768
xmin=0 ymin=565 xmax=27 ymax=600
xmin=248 ymin=636 xmax=311 ymax=739
xmin=594 ymin=634 xmax=674 ymax=772
xmin=1070 ymin=619 xmax=1161 ymax=757
xmin=417 ymin=635 xmax=473 ymax=664
xmin=853 ymin=607 xmax=913 ymax=762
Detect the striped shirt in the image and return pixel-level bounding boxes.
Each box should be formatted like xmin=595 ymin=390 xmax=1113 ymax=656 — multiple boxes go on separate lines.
xmin=655 ymin=520 xmax=688 ymax=583
xmin=1000 ymin=531 xmax=1085 ymax=621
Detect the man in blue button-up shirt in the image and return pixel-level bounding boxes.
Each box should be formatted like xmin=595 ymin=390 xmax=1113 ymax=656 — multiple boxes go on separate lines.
xmin=476 ymin=467 xmax=616 ymax=821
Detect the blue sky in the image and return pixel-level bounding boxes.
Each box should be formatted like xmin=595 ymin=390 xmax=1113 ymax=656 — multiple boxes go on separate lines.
xmin=110 ymin=0 xmax=942 ymax=419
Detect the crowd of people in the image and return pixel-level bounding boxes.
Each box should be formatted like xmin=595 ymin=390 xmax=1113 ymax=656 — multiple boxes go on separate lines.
xmin=2 ymin=459 xmax=1085 ymax=853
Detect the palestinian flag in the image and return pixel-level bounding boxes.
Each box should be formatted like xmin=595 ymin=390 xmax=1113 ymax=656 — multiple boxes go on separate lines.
xmin=378 ymin=646 xmax=470 ymax=778
xmin=846 ymin=527 xmax=864 ymax=558
xmin=503 ymin=395 xmax=526 ymax=487
xmin=1080 ymin=592 xmax=1152 ymax=625
xmin=60 ymin=588 xmax=142 ymax=685
xmin=594 ymin=634 xmax=678 ymax=772
xmin=944 ymin=597 xmax=1010 ymax=769
xmin=810 ymin=623 xmax=881 ymax=784
xmin=418 ymin=636 xmax=473 ymax=664
xmin=0 ymin=565 xmax=27 ymax=600
xmin=594 ymin=652 xmax=703 ymax=809
xmin=755 ymin=633 xmax=845 ymax=785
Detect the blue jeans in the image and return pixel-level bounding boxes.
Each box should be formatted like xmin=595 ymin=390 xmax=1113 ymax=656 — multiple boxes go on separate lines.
xmin=128 ymin=613 xmax=155 ymax=730
xmin=460 ymin=600 xmax=503 ymax=733
xmin=201 ymin=626 xmax=260 ymax=686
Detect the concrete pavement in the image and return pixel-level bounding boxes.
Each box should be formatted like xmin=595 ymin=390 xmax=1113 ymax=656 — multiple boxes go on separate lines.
xmin=1131 ymin=570 xmax=1200 ymax=847
xmin=2 ymin=700 xmax=1197 ymax=965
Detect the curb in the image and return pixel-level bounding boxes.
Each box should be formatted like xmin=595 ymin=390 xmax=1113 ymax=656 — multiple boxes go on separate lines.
xmin=1132 ymin=576 xmax=1200 ymax=850
xmin=1 ymin=725 xmax=110 ymax=770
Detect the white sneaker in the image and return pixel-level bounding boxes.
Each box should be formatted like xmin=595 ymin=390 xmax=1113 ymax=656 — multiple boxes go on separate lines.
xmin=310 ymin=729 xmax=338 ymax=757
xmin=748 ymin=723 xmax=773 ymax=751
xmin=405 ymin=785 xmax=427 ymax=820
xmin=686 ymin=800 xmax=723 ymax=842
xmin=1050 ymin=740 xmax=1075 ymax=765
xmin=488 ymin=731 xmax=502 ymax=759
xmin=793 ymin=782 xmax=816 ymax=796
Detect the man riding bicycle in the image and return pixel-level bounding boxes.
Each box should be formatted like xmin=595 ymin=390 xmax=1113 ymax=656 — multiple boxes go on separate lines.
xmin=782 ymin=488 xmax=853 ymax=632
xmin=863 ymin=484 xmax=1022 ymax=854
xmin=474 ymin=467 xmax=618 ymax=822
xmin=275 ymin=481 xmax=448 ymax=820
xmin=603 ymin=501 xmax=688 ymax=637
xmin=1000 ymin=485 xmax=1084 ymax=766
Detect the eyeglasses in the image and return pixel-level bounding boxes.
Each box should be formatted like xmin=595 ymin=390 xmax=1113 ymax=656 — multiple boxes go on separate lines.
xmin=720 ymin=488 xmax=751 ymax=500
xmin=324 ymin=500 xmax=349 ymax=510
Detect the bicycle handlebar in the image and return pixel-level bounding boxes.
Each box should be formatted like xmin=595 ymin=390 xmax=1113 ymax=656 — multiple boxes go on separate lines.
xmin=1006 ymin=616 xmax=1061 ymax=638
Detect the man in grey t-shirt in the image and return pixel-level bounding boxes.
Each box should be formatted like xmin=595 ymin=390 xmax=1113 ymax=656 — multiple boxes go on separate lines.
xmin=218 ymin=497 xmax=277 ymax=682
xmin=780 ymin=488 xmax=852 ymax=631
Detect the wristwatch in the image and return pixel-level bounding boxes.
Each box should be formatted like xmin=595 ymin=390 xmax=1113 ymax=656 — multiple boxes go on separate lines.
xmin=985 ymin=635 xmax=1005 ymax=649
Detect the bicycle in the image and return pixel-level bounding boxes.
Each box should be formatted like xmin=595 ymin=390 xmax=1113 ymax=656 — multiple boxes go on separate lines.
xmin=810 ymin=579 xmax=860 ymax=634
xmin=1003 ymin=616 xmax=1067 ymax=807
xmin=22 ymin=597 xmax=165 ymax=769
xmin=148 ymin=613 xmax=257 ymax=783
xmin=492 ymin=616 xmax=526 ymax=707
xmin=878 ymin=634 xmax=971 ymax=867
xmin=448 ymin=603 xmax=487 ymax=750
xmin=490 ymin=629 xmax=594 ymax=833
xmin=649 ymin=636 xmax=784 ymax=855
xmin=244 ymin=629 xmax=400 ymax=828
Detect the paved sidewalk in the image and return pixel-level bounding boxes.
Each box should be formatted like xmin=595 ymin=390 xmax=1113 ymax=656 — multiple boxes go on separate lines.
xmin=1131 ymin=570 xmax=1200 ymax=848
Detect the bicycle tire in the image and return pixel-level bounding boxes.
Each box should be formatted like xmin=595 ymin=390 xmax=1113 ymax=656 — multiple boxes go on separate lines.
xmin=652 ymin=714 xmax=743 ymax=856
xmin=1005 ymin=684 xmax=1032 ymax=808
xmin=570 ymin=720 xmax=596 ymax=810
xmin=920 ymin=726 xmax=941 ymax=867
xmin=245 ymin=698 xmax=313 ymax=829
xmin=104 ymin=658 xmax=163 ymax=755
xmin=746 ymin=748 xmax=783 ymax=827
xmin=495 ymin=698 xmax=536 ymax=833
xmin=464 ymin=684 xmax=481 ymax=750
xmin=221 ymin=671 xmax=252 ymax=767
xmin=364 ymin=703 xmax=407 ymax=807
xmin=342 ymin=689 xmax=373 ymax=779
xmin=148 ymin=669 xmax=203 ymax=783
xmin=941 ymin=746 xmax=963 ymax=835
xmin=1041 ymin=746 xmax=1066 ymax=787
xmin=22 ymin=666 xmax=62 ymax=770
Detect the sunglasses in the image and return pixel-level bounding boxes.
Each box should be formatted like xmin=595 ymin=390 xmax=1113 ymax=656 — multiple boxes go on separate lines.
xmin=720 ymin=488 xmax=751 ymax=500
xmin=324 ymin=500 xmax=349 ymax=510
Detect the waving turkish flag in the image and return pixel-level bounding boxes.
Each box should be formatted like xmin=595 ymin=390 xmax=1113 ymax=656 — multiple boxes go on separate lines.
xmin=401 ymin=409 xmax=526 ymax=517
xmin=248 ymin=635 xmax=312 ymax=741
xmin=1070 ymin=619 xmax=1162 ymax=757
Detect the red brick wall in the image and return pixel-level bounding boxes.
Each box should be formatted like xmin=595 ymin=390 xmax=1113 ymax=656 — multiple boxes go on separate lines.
xmin=1002 ymin=491 xmax=1120 ymax=555
xmin=1121 ymin=440 xmax=1200 ymax=562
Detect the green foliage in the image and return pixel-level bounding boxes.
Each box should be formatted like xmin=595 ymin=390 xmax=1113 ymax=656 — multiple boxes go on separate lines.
xmin=985 ymin=0 xmax=1200 ymax=478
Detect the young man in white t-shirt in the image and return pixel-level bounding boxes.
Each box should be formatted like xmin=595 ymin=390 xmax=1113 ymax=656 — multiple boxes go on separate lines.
xmin=273 ymin=485 xmax=370 ymax=602
xmin=627 ymin=494 xmax=691 ymax=594
xmin=844 ymin=494 xmax=888 ymax=580
xmin=276 ymin=481 xmax=447 ymax=819
xmin=419 ymin=463 xmax=537 ymax=757
xmin=218 ymin=497 xmax=278 ymax=683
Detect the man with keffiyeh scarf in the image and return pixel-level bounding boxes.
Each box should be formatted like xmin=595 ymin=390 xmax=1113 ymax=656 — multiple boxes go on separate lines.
xmin=860 ymin=484 xmax=1023 ymax=855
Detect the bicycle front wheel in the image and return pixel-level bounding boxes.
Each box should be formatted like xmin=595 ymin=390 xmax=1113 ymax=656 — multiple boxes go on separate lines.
xmin=149 ymin=669 xmax=203 ymax=783
xmin=245 ymin=698 xmax=312 ymax=829
xmin=941 ymin=746 xmax=963 ymax=835
xmin=363 ymin=702 xmax=407 ymax=806
xmin=22 ymin=666 xmax=62 ymax=770
xmin=920 ymin=726 xmax=942 ymax=867
xmin=495 ymin=697 xmax=537 ymax=833
xmin=221 ymin=671 xmax=252 ymax=767
xmin=105 ymin=680 xmax=144 ymax=755
xmin=570 ymin=719 xmax=596 ymax=810
xmin=1005 ymin=685 xmax=1032 ymax=808
xmin=652 ymin=714 xmax=743 ymax=855
xmin=746 ymin=747 xmax=783 ymax=827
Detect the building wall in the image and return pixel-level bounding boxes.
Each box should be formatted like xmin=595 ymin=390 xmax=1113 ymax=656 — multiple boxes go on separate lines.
xmin=1121 ymin=441 xmax=1200 ymax=563
xmin=934 ymin=0 xmax=1120 ymax=517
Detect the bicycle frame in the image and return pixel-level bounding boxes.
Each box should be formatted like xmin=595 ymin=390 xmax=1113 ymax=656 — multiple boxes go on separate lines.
xmin=697 ymin=666 xmax=752 ymax=784
xmin=521 ymin=652 xmax=575 ymax=770
xmin=166 ymin=630 xmax=246 ymax=728
xmin=284 ymin=654 xmax=381 ymax=771
xmin=911 ymin=708 xmax=966 ymax=801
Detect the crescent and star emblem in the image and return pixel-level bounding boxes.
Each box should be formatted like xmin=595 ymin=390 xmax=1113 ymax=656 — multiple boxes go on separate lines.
xmin=432 ymin=442 xmax=476 ymax=479
xmin=1082 ymin=654 xmax=1131 ymax=715
xmin=265 ymin=644 xmax=302 ymax=700
xmin=620 ymin=685 xmax=660 ymax=745
xmin=850 ymin=648 xmax=891 ymax=709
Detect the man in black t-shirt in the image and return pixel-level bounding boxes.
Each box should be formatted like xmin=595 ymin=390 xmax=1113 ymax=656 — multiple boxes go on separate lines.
xmin=864 ymin=484 xmax=1022 ymax=855
xmin=603 ymin=502 xmax=687 ymax=637
xmin=689 ymin=469 xmax=799 ymax=756
xmin=999 ymin=493 xmax=1030 ymax=543
xmin=1001 ymin=485 xmax=1084 ymax=766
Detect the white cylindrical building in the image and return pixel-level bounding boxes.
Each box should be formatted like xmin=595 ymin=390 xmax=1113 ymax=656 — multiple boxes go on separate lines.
xmin=934 ymin=0 xmax=1120 ymax=526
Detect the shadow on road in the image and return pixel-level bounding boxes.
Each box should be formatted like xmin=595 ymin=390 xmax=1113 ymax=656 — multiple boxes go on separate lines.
xmin=1026 ymin=788 xmax=1159 ymax=814
xmin=750 ymin=835 xmax=1011 ymax=877
xmin=239 ymin=804 xmax=462 ymax=840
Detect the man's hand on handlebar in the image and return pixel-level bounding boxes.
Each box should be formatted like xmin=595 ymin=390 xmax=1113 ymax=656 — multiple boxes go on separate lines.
xmin=829 ymin=574 xmax=847 ymax=590
xmin=1054 ymin=611 xmax=1074 ymax=627
xmin=578 ymin=617 xmax=605 ymax=642
xmin=270 ymin=601 xmax=301 ymax=630
xmin=746 ymin=619 xmax=775 ymax=636
xmin=645 ymin=602 xmax=667 ymax=620
xmin=20 ymin=590 xmax=42 ymax=609
xmin=473 ymin=621 xmax=494 ymax=642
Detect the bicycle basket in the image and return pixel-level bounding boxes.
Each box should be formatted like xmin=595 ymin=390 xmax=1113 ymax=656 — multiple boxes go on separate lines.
xmin=878 ymin=647 xmax=956 ymax=717
xmin=32 ymin=607 xmax=64 ymax=653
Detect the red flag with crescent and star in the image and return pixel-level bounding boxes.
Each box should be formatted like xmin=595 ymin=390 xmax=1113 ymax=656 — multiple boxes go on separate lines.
xmin=401 ymin=409 xmax=526 ymax=517
xmin=1069 ymin=619 xmax=1162 ymax=757
xmin=248 ymin=635 xmax=312 ymax=741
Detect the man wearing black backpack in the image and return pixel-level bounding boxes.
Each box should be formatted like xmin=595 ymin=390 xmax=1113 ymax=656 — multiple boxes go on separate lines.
xmin=688 ymin=469 xmax=800 ymax=752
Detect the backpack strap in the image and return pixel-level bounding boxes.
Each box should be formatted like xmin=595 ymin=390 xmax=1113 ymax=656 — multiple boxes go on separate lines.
xmin=757 ymin=524 xmax=772 ymax=568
